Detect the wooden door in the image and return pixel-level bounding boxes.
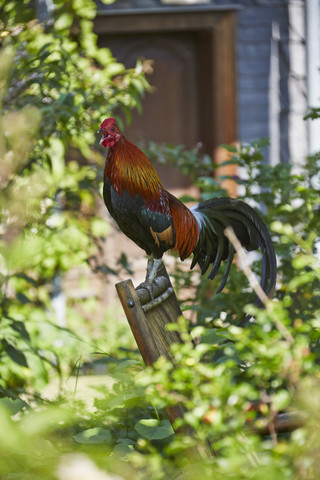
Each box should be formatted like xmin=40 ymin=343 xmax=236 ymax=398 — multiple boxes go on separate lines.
xmin=100 ymin=32 xmax=209 ymax=188
xmin=113 ymin=33 xmax=199 ymax=146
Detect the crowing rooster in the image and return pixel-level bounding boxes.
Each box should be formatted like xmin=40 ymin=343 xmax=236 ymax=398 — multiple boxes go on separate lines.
xmin=99 ymin=118 xmax=276 ymax=324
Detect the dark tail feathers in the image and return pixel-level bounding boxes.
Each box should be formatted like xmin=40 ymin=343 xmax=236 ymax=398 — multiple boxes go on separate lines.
xmin=191 ymin=197 xmax=277 ymax=325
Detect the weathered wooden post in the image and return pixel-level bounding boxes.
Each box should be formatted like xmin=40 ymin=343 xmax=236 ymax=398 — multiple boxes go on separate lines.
xmin=115 ymin=263 xmax=192 ymax=431
xmin=116 ymin=263 xmax=215 ymax=460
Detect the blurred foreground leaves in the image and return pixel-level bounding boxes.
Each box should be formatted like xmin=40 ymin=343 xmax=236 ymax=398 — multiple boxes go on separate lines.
xmin=0 ymin=1 xmax=320 ymax=479
xmin=0 ymin=0 xmax=149 ymax=392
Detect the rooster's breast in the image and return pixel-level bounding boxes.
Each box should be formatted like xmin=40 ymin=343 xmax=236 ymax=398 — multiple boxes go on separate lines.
xmin=103 ymin=178 xmax=170 ymax=257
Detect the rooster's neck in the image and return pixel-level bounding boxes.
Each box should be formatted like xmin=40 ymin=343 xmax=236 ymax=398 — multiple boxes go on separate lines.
xmin=105 ymin=137 xmax=163 ymax=202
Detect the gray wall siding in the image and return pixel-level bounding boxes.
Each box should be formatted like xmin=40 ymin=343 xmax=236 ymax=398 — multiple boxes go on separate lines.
xmin=235 ymin=2 xmax=291 ymax=164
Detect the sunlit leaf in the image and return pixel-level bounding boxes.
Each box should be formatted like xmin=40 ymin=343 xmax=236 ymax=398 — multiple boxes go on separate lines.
xmin=134 ymin=419 xmax=174 ymax=440
xmin=0 ymin=398 xmax=28 ymax=415
xmin=73 ymin=427 xmax=112 ymax=444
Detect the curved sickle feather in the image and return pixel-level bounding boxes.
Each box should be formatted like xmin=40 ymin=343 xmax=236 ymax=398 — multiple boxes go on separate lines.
xmin=191 ymin=197 xmax=277 ymax=322
xmin=216 ymin=244 xmax=235 ymax=294
xmin=207 ymin=227 xmax=226 ymax=280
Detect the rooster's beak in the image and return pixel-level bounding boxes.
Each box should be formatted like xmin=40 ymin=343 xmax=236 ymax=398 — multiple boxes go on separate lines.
xmin=98 ymin=128 xmax=107 ymax=145
xmin=99 ymin=133 xmax=108 ymax=145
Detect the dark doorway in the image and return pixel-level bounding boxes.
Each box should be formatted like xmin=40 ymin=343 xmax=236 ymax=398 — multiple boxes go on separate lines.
xmin=100 ymin=32 xmax=212 ymax=150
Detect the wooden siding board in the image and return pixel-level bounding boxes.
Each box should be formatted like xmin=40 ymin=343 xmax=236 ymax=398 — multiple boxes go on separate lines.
xmin=237 ymin=59 xmax=271 ymax=75
xmin=238 ymin=92 xmax=268 ymax=107
xmin=237 ymin=75 xmax=270 ymax=90
xmin=238 ymin=105 xmax=269 ymax=123
xmin=237 ymin=6 xmax=288 ymax=25
xmin=240 ymin=124 xmax=269 ymax=140
xmin=237 ymin=24 xmax=272 ymax=44
xmin=237 ymin=44 xmax=271 ymax=58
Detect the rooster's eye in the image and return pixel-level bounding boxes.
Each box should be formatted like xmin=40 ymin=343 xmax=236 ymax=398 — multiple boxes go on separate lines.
xmin=111 ymin=127 xmax=115 ymax=132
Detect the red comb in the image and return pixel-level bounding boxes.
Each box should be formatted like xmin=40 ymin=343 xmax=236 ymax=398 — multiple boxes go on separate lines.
xmin=100 ymin=117 xmax=117 ymax=129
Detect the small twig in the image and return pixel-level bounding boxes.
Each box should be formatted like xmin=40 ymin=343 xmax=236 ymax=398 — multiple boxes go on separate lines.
xmin=224 ymin=227 xmax=269 ymax=305
xmin=224 ymin=227 xmax=294 ymax=344
xmin=268 ymin=411 xmax=279 ymax=445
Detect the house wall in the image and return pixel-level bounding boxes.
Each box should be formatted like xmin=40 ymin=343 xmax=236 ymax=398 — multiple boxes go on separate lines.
xmin=306 ymin=0 xmax=320 ymax=157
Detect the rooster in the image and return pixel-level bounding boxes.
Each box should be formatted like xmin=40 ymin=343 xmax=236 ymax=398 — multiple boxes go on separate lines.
xmin=99 ymin=118 xmax=276 ymax=324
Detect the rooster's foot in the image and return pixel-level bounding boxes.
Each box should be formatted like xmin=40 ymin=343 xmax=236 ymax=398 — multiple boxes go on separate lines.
xmin=136 ymin=281 xmax=155 ymax=301
xmin=137 ymin=256 xmax=163 ymax=301
xmin=141 ymin=287 xmax=174 ymax=312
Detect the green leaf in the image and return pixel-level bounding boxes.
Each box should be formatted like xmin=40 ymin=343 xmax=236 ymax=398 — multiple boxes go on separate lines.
xmin=54 ymin=13 xmax=73 ymax=31
xmin=218 ymin=159 xmax=241 ymax=167
xmin=73 ymin=427 xmax=112 ymax=444
xmin=10 ymin=320 xmax=30 ymax=341
xmin=17 ymin=292 xmax=31 ymax=304
xmin=15 ymin=273 xmax=37 ymax=286
xmin=113 ymin=442 xmax=133 ymax=456
xmin=271 ymin=390 xmax=291 ymax=411
xmin=134 ymin=419 xmax=174 ymax=440
xmin=0 ymin=398 xmax=28 ymax=415
xmin=47 ymin=137 xmax=65 ymax=179
xmin=91 ymin=217 xmax=109 ymax=237
xmin=2 ymin=340 xmax=28 ymax=368
xmin=287 ymin=273 xmax=314 ymax=290
xmin=292 ymin=255 xmax=317 ymax=270
xmin=220 ymin=144 xmax=238 ymax=153
xmin=73 ymin=0 xmax=96 ymax=19
xmin=201 ymin=329 xmax=231 ymax=345
xmin=104 ymin=392 xmax=145 ymax=410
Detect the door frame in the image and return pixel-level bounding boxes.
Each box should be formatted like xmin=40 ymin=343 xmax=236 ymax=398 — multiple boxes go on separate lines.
xmin=94 ymin=6 xmax=238 ymax=165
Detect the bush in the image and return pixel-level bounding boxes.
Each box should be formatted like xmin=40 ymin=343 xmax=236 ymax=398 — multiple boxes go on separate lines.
xmin=0 ymin=1 xmax=320 ymax=478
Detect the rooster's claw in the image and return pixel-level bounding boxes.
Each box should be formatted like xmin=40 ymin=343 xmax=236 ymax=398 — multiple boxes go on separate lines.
xmin=136 ymin=281 xmax=155 ymax=301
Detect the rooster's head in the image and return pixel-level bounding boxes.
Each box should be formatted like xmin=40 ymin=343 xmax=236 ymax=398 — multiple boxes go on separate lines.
xmin=99 ymin=118 xmax=121 ymax=149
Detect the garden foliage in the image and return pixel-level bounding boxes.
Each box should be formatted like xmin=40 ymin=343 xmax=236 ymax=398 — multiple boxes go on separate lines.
xmin=0 ymin=1 xmax=320 ymax=479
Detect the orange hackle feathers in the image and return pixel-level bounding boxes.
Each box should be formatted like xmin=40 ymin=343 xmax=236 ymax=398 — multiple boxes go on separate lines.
xmin=168 ymin=193 xmax=199 ymax=260
xmin=105 ymin=136 xmax=163 ymax=202
xmin=104 ymin=129 xmax=199 ymax=260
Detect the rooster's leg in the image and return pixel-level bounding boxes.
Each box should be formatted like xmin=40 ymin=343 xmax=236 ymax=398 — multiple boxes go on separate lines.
xmin=146 ymin=256 xmax=163 ymax=285
xmin=146 ymin=256 xmax=154 ymax=279
xmin=137 ymin=255 xmax=163 ymax=300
